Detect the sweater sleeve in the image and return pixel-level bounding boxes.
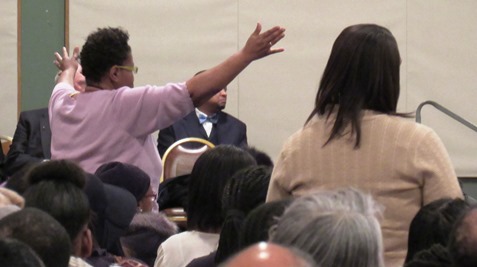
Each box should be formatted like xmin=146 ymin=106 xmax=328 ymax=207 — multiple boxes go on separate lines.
xmin=416 ymin=129 xmax=463 ymax=205
xmin=113 ymin=82 xmax=194 ymax=137
xmin=266 ymin=142 xmax=293 ymax=202
xmin=153 ymin=245 xmax=165 ymax=267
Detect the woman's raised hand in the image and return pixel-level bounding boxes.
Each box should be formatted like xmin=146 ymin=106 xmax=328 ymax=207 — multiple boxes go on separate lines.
xmin=241 ymin=23 xmax=286 ymax=61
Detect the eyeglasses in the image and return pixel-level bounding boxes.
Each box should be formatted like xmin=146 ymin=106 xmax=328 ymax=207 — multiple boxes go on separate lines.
xmin=115 ymin=65 xmax=138 ymax=74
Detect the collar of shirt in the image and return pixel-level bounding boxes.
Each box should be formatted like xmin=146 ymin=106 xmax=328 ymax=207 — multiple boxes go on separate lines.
xmin=195 ymin=108 xmax=215 ymax=137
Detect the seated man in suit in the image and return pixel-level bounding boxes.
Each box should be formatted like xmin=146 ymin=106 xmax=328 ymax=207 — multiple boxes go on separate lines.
xmin=4 ymin=66 xmax=86 ymax=178
xmin=3 ymin=107 xmax=51 ymax=177
xmin=157 ymin=71 xmax=247 ymax=157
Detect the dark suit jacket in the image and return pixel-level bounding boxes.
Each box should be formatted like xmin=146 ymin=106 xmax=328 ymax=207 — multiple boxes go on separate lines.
xmin=4 ymin=108 xmax=51 ymax=176
xmin=157 ymin=111 xmax=247 ymax=157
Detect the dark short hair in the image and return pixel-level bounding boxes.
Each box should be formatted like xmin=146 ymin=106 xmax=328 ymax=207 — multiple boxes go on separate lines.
xmin=0 ymin=238 xmax=45 ymax=267
xmin=4 ymin=162 xmax=40 ymax=195
xmin=448 ymin=206 xmax=477 ymax=267
xmin=216 ymin=166 xmax=272 ymax=263
xmin=244 ymin=146 xmax=274 ymax=167
xmin=187 ymin=145 xmax=256 ymax=232
xmin=80 ymin=27 xmax=131 ymax=85
xmin=0 ymin=207 xmax=71 ymax=267
xmin=95 ymin=161 xmax=151 ymax=203
xmin=239 ymin=199 xmax=293 ymax=249
xmin=23 ymin=160 xmax=91 ymax=243
xmin=307 ymin=24 xmax=403 ymax=147
xmin=405 ymin=198 xmax=469 ymax=263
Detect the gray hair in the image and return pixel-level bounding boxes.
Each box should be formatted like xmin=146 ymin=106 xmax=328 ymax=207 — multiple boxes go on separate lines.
xmin=270 ymin=188 xmax=384 ymax=267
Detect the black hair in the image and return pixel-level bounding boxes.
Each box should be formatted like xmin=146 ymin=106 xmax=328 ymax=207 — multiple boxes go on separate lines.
xmin=4 ymin=162 xmax=41 ymax=195
xmin=405 ymin=198 xmax=469 ymax=263
xmin=240 ymin=199 xmax=293 ymax=249
xmin=244 ymin=146 xmax=274 ymax=167
xmin=0 ymin=238 xmax=45 ymax=267
xmin=23 ymin=160 xmax=91 ymax=245
xmin=307 ymin=24 xmax=406 ymax=148
xmin=0 ymin=207 xmax=71 ymax=267
xmin=95 ymin=161 xmax=151 ymax=203
xmin=448 ymin=205 xmax=477 ymax=267
xmin=186 ymin=145 xmax=256 ymax=232
xmin=80 ymin=27 xmax=131 ymax=85
xmin=215 ymin=166 xmax=272 ymax=263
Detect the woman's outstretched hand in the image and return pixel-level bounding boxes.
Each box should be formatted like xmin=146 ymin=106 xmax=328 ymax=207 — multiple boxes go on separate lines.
xmin=241 ymin=23 xmax=286 ymax=61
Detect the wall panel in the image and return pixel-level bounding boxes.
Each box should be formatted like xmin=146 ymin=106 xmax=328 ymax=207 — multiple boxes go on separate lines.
xmin=69 ymin=0 xmax=477 ymax=175
xmin=0 ymin=0 xmax=18 ymax=136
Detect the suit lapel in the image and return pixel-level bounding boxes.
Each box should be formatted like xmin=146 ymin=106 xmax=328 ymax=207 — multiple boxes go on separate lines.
xmin=40 ymin=111 xmax=52 ymax=158
xmin=208 ymin=112 xmax=223 ymax=144
xmin=182 ymin=112 xmax=209 ymax=140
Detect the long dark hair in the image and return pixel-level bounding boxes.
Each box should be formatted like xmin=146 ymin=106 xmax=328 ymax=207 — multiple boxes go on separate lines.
xmin=187 ymin=145 xmax=256 ymax=232
xmin=307 ymin=24 xmax=405 ymax=147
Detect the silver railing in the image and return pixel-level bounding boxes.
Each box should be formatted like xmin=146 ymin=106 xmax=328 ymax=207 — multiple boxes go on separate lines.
xmin=416 ymin=100 xmax=477 ymax=133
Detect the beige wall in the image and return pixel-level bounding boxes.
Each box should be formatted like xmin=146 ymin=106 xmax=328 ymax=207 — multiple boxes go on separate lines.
xmin=0 ymin=0 xmax=18 ymax=137
xmin=69 ymin=0 xmax=477 ymax=175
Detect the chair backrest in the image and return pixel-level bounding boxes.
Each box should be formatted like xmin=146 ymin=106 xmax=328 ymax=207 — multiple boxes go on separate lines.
xmin=161 ymin=137 xmax=215 ymax=183
xmin=1 ymin=135 xmax=13 ymax=156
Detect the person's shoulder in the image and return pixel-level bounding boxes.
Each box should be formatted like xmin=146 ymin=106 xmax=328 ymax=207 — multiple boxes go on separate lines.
xmin=174 ymin=111 xmax=197 ymax=125
xmin=384 ymin=115 xmax=435 ymax=136
xmin=220 ymin=111 xmax=246 ymax=126
xmin=21 ymin=107 xmax=48 ymax=116
xmin=19 ymin=108 xmax=48 ymax=121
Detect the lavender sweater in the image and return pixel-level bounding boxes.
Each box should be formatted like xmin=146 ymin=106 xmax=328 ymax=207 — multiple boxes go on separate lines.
xmin=49 ymin=82 xmax=194 ymax=194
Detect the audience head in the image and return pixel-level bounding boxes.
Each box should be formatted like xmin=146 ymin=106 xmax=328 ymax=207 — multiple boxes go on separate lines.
xmin=4 ymin=162 xmax=40 ymax=195
xmin=22 ymin=160 xmax=92 ymax=257
xmin=0 ymin=238 xmax=45 ymax=267
xmin=95 ymin=161 xmax=155 ymax=213
xmin=448 ymin=205 xmax=477 ymax=267
xmin=80 ymin=27 xmax=133 ymax=87
xmin=221 ymin=242 xmax=317 ymax=267
xmin=244 ymin=146 xmax=274 ymax=167
xmin=0 ymin=207 xmax=71 ymax=267
xmin=240 ymin=199 xmax=293 ymax=248
xmin=308 ymin=24 xmax=401 ymax=147
xmin=187 ymin=145 xmax=256 ymax=233
xmin=404 ymin=243 xmax=452 ymax=267
xmin=120 ymin=212 xmax=179 ymax=267
xmin=83 ymin=173 xmax=137 ymax=256
xmin=405 ymin=198 xmax=469 ymax=263
xmin=215 ymin=165 xmax=272 ymax=263
xmin=271 ymin=188 xmax=384 ymax=267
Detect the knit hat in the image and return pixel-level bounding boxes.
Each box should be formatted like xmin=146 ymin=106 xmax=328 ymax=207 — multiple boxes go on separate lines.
xmin=95 ymin=162 xmax=151 ymax=203
xmin=84 ymin=173 xmax=137 ymax=256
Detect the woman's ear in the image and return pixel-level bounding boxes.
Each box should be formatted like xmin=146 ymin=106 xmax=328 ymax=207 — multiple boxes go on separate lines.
xmin=109 ymin=66 xmax=120 ymax=83
xmin=80 ymin=228 xmax=93 ymax=258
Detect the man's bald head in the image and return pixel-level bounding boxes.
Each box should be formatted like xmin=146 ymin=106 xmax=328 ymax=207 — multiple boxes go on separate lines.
xmin=222 ymin=242 xmax=316 ymax=267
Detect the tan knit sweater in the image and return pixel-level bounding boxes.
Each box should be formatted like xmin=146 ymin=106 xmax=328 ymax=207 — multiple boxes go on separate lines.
xmin=267 ymin=110 xmax=463 ymax=267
